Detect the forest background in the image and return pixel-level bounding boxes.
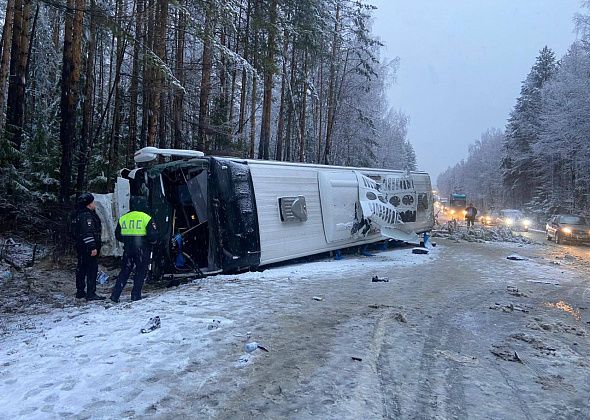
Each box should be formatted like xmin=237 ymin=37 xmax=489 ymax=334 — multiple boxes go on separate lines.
xmin=0 ymin=0 xmax=417 ymax=235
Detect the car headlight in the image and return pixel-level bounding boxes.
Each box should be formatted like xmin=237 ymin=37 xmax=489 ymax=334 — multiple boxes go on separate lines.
xmin=505 ymin=218 xmax=514 ymax=226
xmin=562 ymin=227 xmax=572 ymax=234
xmin=462 ymin=210 xmax=467 ymax=216
xmin=450 ymin=210 xmax=455 ymax=215
xmin=486 ymin=217 xmax=491 ymax=222
xmin=522 ymin=219 xmax=531 ymax=226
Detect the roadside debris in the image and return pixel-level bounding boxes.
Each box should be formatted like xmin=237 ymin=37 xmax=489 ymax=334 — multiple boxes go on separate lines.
xmin=208 ymin=320 xmax=221 ymax=330
xmin=507 ymin=285 xmax=528 ymax=297
xmin=312 ymin=296 xmax=324 ymax=301
xmin=490 ymin=345 xmax=524 ymax=363
xmin=436 ymin=349 xmax=478 ymax=364
xmin=393 ymin=312 xmax=407 ymax=323
xmin=244 ymin=342 xmax=269 ymax=353
xmin=432 ymin=226 xmax=534 ymax=244
xmin=371 ymin=276 xmax=389 ymax=282
xmin=351 ymin=356 xmax=363 ymax=362
xmin=489 ymin=302 xmax=529 ymax=313
xmin=141 ymin=316 xmax=161 ymax=334
xmin=0 ymin=237 xmax=47 ymax=269
xmin=507 ymin=254 xmax=528 ymax=261
xmin=368 ymin=304 xmax=394 ymax=309
xmin=527 ymin=279 xmax=560 ymax=286
xmin=412 ymin=247 xmax=429 ymax=255
xmin=509 ymin=333 xmax=557 ymax=355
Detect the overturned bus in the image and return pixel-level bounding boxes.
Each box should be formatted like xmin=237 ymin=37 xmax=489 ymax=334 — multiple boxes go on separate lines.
xmin=99 ymin=147 xmax=435 ymax=280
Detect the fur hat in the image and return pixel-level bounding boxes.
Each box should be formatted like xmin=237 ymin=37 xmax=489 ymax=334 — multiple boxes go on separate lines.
xmin=77 ymin=192 xmax=95 ymax=207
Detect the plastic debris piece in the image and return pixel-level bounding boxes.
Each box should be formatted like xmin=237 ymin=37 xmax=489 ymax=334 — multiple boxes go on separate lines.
xmin=97 ymin=271 xmax=109 ymax=285
xmin=507 ymin=254 xmax=527 ymax=261
xmin=372 ymin=276 xmax=389 ymax=282
xmin=141 ymin=316 xmax=161 ymax=334
xmin=244 ymin=342 xmax=269 ymax=353
xmin=312 ymin=296 xmax=324 ymax=301
xmin=412 ymin=247 xmax=429 ymax=255
xmin=351 ymin=357 xmax=363 ymax=362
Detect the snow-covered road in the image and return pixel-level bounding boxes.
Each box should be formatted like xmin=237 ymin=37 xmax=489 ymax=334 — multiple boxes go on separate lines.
xmin=1 ymin=239 xmax=589 ymax=419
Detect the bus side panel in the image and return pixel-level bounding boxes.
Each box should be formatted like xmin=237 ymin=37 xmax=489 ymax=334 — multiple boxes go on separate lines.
xmin=248 ymin=163 xmax=328 ymax=266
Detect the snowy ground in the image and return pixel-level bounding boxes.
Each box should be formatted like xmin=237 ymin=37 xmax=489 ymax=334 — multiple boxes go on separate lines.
xmin=1 ymin=237 xmax=589 ymax=419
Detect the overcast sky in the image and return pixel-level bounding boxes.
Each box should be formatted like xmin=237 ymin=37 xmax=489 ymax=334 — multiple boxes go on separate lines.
xmin=369 ymin=0 xmax=581 ymax=180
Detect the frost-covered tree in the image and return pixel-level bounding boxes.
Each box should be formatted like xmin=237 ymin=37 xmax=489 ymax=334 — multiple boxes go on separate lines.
xmin=438 ymin=128 xmax=504 ymax=210
xmin=536 ymin=42 xmax=590 ymax=214
xmin=502 ymin=46 xmax=557 ymax=208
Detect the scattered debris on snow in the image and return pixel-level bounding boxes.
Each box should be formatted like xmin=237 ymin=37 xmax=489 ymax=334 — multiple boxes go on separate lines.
xmin=244 ymin=342 xmax=269 ymax=353
xmin=351 ymin=356 xmax=363 ymax=362
xmin=507 ymin=285 xmax=528 ymax=297
xmin=208 ymin=320 xmax=221 ymax=330
xmin=436 ymin=349 xmax=478 ymax=365
xmin=412 ymin=247 xmax=429 ymax=255
xmin=507 ymin=254 xmax=528 ymax=261
xmin=0 ymin=236 xmax=48 ymax=269
xmin=509 ymin=333 xmax=557 ymax=355
xmin=312 ymin=296 xmax=324 ymax=301
xmin=489 ymin=302 xmax=529 ymax=313
xmin=393 ymin=312 xmax=407 ymax=323
xmin=371 ymin=276 xmax=389 ymax=282
xmin=432 ymin=226 xmax=535 ymax=244
xmin=140 ymin=316 xmax=161 ymax=334
xmin=490 ymin=345 xmax=524 ymax=363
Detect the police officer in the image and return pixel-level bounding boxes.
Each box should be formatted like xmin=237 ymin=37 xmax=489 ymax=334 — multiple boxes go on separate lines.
xmin=110 ymin=197 xmax=157 ymax=302
xmin=74 ymin=193 xmax=106 ymax=301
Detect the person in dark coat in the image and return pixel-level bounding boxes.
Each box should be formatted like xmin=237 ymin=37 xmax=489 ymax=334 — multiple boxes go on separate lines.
xmin=110 ymin=197 xmax=158 ymax=302
xmin=74 ymin=193 xmax=106 ymax=301
xmin=465 ymin=202 xmax=478 ymax=227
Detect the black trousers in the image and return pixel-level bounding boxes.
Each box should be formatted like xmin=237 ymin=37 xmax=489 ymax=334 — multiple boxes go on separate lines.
xmin=466 ymin=217 xmax=475 ymax=227
xmin=111 ymin=248 xmax=150 ymax=301
xmin=76 ymin=246 xmax=98 ymax=297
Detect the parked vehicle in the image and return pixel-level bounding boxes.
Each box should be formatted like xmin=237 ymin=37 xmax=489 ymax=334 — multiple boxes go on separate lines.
xmin=98 ymin=147 xmax=435 ymax=280
xmin=546 ymin=214 xmax=590 ymax=244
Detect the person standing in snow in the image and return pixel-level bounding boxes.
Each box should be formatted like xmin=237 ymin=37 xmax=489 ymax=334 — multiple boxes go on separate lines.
xmin=110 ymin=197 xmax=158 ymax=303
xmin=74 ymin=193 xmax=106 ymax=301
xmin=465 ymin=203 xmax=478 ymax=227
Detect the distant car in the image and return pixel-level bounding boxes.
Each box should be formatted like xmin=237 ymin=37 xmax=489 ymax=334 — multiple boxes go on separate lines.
xmin=546 ymin=214 xmax=590 ymax=244
xmin=498 ymin=209 xmax=531 ymax=232
xmin=479 ymin=211 xmax=500 ymax=226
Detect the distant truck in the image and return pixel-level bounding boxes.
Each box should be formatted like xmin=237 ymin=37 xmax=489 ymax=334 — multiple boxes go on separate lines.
xmin=447 ymin=193 xmax=467 ymax=218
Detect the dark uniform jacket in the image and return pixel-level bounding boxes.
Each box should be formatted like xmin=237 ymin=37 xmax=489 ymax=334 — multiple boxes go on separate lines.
xmin=77 ymin=207 xmax=102 ymax=253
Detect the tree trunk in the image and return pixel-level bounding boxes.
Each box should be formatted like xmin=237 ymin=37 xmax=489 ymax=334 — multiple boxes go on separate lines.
xmin=172 ymin=4 xmax=185 ymax=149
xmin=128 ymin=0 xmax=143 ymax=163
xmin=323 ymin=3 xmax=340 ymax=165
xmin=5 ymin=0 xmax=31 ymax=159
xmin=198 ymin=3 xmax=214 ymax=152
xmin=274 ymin=33 xmax=288 ymax=161
xmin=76 ymin=0 xmax=97 ymax=193
xmin=59 ymin=0 xmax=85 ymax=202
xmin=299 ymin=49 xmax=308 ymax=163
xmin=258 ymin=0 xmax=276 ymax=160
xmin=0 ymin=0 xmax=15 ymax=130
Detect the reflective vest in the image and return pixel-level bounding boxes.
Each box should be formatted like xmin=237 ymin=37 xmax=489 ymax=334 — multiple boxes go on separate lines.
xmin=119 ymin=211 xmax=151 ymax=236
